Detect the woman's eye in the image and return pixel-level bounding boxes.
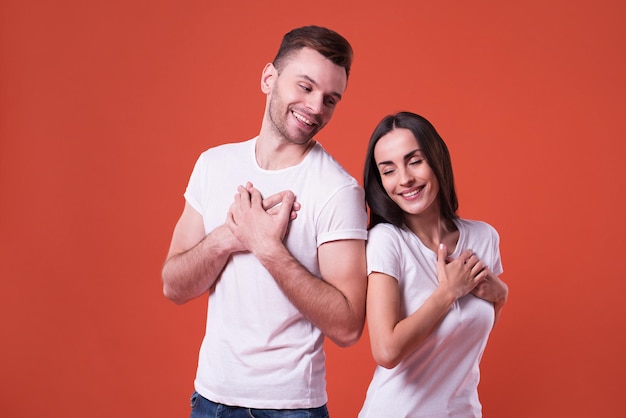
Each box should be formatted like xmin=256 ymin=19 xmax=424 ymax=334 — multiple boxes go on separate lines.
xmin=409 ymin=159 xmax=423 ymax=166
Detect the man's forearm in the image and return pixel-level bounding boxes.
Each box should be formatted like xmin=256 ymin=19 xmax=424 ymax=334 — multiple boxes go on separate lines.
xmin=255 ymin=242 xmax=365 ymax=347
xmin=162 ymin=226 xmax=234 ymax=304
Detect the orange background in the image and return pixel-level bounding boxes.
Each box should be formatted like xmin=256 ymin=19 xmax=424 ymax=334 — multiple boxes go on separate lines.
xmin=2 ymin=0 xmax=625 ymax=417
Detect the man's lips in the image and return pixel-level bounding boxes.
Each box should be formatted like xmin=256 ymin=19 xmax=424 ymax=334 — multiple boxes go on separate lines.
xmin=292 ymin=110 xmax=318 ymax=127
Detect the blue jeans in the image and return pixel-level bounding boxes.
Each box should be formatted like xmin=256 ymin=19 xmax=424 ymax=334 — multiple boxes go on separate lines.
xmin=190 ymin=391 xmax=330 ymax=418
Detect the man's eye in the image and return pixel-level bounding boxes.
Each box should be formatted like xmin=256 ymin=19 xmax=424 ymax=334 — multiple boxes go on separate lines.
xmin=324 ymin=97 xmax=336 ymax=107
xmin=300 ymin=85 xmax=312 ymax=92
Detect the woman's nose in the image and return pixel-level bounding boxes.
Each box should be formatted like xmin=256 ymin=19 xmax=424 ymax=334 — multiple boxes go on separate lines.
xmin=399 ymin=168 xmax=414 ymax=186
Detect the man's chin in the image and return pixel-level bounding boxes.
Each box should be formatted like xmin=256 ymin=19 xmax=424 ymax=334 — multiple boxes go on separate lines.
xmin=289 ymin=132 xmax=316 ymax=145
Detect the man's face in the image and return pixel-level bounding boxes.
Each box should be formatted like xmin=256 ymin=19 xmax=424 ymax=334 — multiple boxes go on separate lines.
xmin=265 ymin=47 xmax=348 ymax=145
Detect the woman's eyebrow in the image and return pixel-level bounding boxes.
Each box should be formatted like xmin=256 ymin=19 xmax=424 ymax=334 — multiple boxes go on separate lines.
xmin=377 ymin=149 xmax=421 ymax=166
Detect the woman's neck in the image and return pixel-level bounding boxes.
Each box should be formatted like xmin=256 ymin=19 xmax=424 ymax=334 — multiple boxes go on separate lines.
xmin=405 ymin=212 xmax=458 ymax=254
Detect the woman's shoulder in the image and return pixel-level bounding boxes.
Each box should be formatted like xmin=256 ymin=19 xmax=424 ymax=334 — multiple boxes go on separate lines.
xmin=369 ymin=222 xmax=402 ymax=234
xmin=456 ymin=218 xmax=500 ymax=239
xmin=368 ymin=223 xmax=410 ymax=243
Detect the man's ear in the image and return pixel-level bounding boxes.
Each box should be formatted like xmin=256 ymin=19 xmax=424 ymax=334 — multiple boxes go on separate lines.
xmin=261 ymin=63 xmax=276 ymax=94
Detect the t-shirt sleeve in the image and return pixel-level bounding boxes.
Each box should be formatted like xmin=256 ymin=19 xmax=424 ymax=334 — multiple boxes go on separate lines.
xmin=489 ymin=225 xmax=504 ymax=276
xmin=183 ymin=153 xmax=207 ymax=214
xmin=316 ymin=183 xmax=368 ymax=246
xmin=366 ymin=225 xmax=403 ymax=281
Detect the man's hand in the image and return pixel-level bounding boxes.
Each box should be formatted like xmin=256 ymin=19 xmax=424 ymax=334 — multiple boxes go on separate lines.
xmin=224 ymin=184 xmax=300 ymax=253
xmin=227 ymin=182 xmax=298 ymax=255
xmin=262 ymin=188 xmax=301 ymax=220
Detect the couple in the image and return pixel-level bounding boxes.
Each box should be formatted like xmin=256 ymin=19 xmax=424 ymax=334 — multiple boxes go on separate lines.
xmin=162 ymin=26 xmax=509 ymax=418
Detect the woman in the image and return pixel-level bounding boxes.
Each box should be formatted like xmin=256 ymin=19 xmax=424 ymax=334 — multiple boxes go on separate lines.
xmin=359 ymin=111 xmax=508 ymax=417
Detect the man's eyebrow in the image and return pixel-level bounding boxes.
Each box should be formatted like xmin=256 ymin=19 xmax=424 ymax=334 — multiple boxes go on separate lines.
xmin=299 ymin=74 xmax=343 ymax=101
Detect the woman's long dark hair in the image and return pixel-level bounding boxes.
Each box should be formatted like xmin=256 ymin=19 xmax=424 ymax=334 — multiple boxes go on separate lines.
xmin=363 ymin=111 xmax=459 ymax=228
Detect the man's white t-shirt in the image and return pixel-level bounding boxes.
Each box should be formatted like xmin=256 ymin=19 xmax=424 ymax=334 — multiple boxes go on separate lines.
xmin=359 ymin=219 xmax=503 ymax=418
xmin=184 ymin=137 xmax=368 ymax=409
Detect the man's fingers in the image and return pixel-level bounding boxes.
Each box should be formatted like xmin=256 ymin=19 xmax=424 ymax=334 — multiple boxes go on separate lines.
xmin=279 ymin=191 xmax=295 ymax=219
xmin=248 ymin=185 xmax=263 ymax=207
xmin=263 ymin=192 xmax=284 ymax=210
xmin=236 ymin=185 xmax=251 ymax=204
xmin=264 ymin=190 xmax=300 ymax=220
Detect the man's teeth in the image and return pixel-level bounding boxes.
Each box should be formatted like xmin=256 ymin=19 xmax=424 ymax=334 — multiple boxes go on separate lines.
xmin=293 ymin=112 xmax=313 ymax=126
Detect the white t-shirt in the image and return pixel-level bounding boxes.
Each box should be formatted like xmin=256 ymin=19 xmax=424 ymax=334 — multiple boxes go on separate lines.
xmin=359 ymin=219 xmax=503 ymax=418
xmin=184 ymin=137 xmax=368 ymax=409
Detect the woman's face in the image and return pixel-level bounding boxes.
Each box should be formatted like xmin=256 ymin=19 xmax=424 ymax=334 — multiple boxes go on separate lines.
xmin=374 ymin=128 xmax=440 ymax=218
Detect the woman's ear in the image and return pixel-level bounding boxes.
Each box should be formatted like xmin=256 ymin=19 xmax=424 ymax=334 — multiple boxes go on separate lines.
xmin=261 ymin=63 xmax=276 ymax=94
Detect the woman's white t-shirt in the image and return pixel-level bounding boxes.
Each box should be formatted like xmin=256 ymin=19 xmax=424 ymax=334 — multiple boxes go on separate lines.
xmin=359 ymin=219 xmax=503 ymax=418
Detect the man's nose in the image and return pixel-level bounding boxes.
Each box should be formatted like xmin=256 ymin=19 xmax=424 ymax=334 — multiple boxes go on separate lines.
xmin=306 ymin=92 xmax=323 ymax=114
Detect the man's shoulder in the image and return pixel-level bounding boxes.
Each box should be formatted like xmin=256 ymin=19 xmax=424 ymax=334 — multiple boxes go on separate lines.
xmin=195 ymin=138 xmax=255 ymax=166
xmin=308 ymin=142 xmax=359 ymax=185
xmin=201 ymin=137 xmax=255 ymax=156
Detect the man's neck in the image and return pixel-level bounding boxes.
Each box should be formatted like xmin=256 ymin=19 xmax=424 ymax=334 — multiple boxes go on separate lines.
xmin=255 ymin=134 xmax=316 ymax=170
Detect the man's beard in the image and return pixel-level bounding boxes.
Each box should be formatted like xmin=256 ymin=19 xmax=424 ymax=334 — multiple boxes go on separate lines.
xmin=267 ymin=94 xmax=319 ymax=145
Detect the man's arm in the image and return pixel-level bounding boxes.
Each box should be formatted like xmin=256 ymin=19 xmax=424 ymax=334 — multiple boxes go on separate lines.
xmin=259 ymin=239 xmax=367 ymax=347
xmin=227 ymin=184 xmax=367 ymax=347
xmin=161 ymin=202 xmax=242 ymax=304
xmin=162 ymin=191 xmax=301 ymax=304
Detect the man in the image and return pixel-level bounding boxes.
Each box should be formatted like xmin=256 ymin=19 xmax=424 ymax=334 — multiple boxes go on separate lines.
xmin=162 ymin=26 xmax=368 ymax=417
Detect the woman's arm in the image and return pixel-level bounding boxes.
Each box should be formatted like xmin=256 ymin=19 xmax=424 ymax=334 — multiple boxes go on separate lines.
xmin=367 ymin=244 xmax=487 ymax=369
xmin=471 ymin=271 xmax=509 ymax=324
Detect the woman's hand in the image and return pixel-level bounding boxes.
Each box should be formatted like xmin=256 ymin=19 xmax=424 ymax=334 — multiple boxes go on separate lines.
xmin=436 ymin=244 xmax=488 ymax=301
xmin=471 ymin=270 xmax=509 ymax=324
